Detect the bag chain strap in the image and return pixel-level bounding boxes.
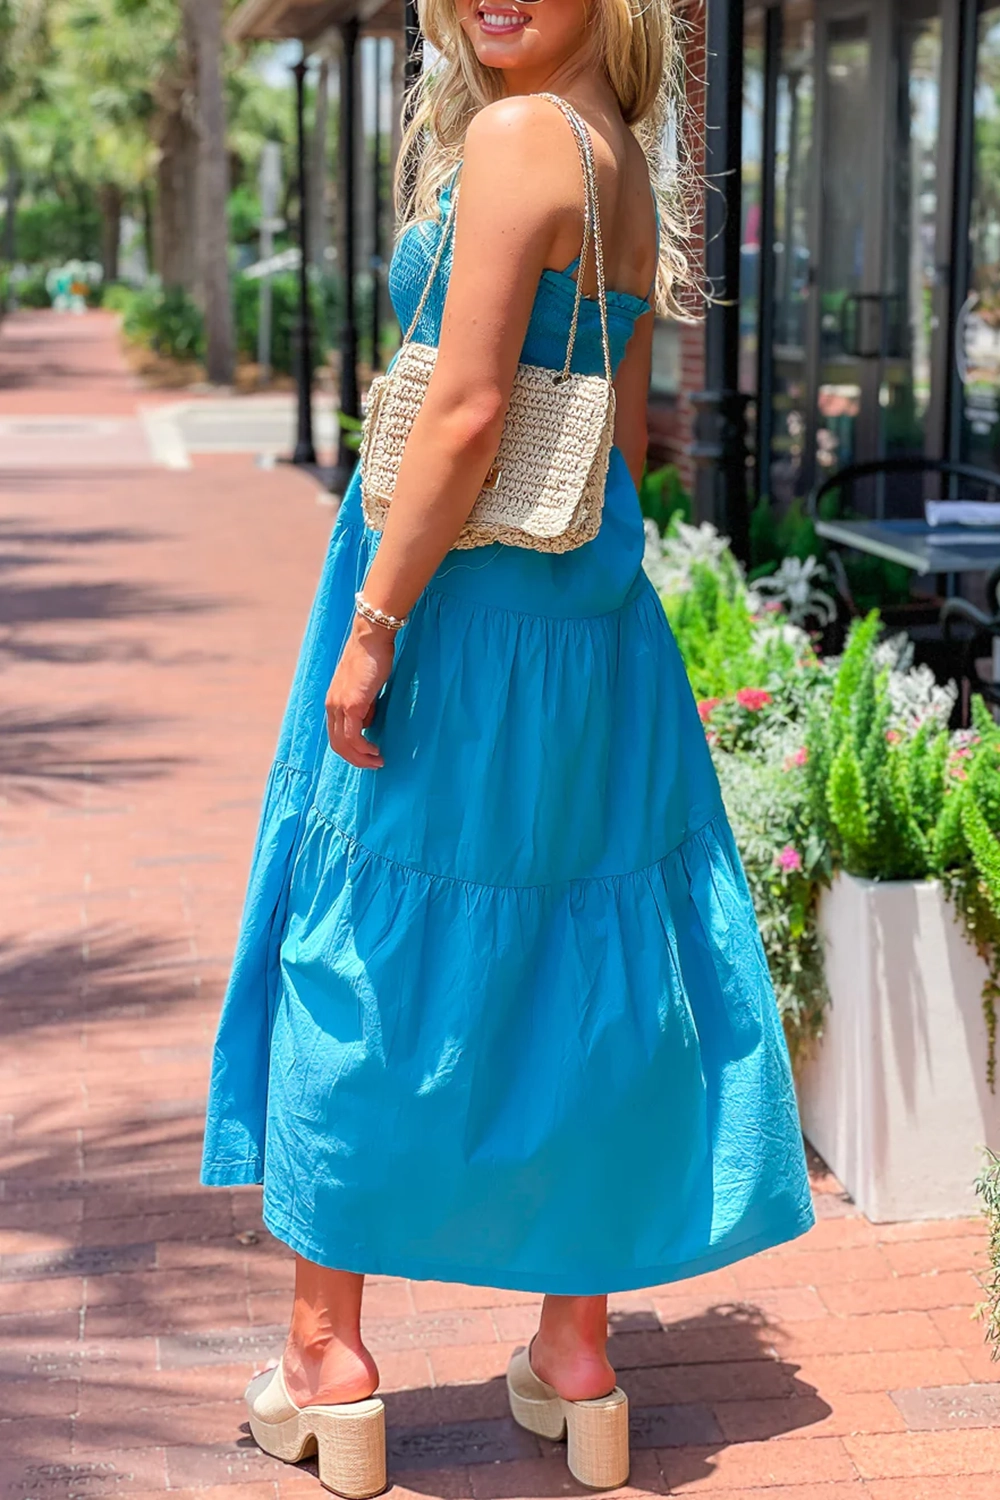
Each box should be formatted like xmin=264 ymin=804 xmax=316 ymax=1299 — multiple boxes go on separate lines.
xmin=397 ymin=93 xmax=613 ymax=386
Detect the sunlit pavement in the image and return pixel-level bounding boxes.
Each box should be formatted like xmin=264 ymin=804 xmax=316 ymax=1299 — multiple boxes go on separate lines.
xmin=0 ymin=310 xmax=996 ymax=1499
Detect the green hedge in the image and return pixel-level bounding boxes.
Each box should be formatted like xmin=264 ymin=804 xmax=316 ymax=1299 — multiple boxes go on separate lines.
xmin=121 ymin=286 xmax=205 ymax=360
xmin=233 ymin=272 xmax=330 ymax=375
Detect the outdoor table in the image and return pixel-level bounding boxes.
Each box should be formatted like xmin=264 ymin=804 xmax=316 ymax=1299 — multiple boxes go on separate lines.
xmin=815 ymin=517 xmax=1000 ymax=597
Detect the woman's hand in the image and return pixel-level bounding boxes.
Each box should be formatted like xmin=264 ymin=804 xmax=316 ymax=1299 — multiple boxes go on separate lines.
xmin=325 ymin=619 xmax=397 ymax=769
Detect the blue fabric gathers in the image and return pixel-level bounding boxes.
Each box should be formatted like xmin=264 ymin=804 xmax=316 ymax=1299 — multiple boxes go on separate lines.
xmin=200 ymin=170 xmax=815 ymax=1293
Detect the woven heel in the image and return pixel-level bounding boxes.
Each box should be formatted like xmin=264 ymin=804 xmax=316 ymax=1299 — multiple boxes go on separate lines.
xmin=564 ymin=1389 xmax=630 ymax=1490
xmin=506 ymin=1346 xmax=630 ymax=1491
xmin=245 ymin=1363 xmax=387 ymax=1499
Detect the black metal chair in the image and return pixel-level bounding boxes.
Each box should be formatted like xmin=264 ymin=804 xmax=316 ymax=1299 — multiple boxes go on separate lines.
xmin=805 ymin=458 xmax=1000 ymax=716
xmin=806 ymin=455 xmax=1000 ymax=521
xmin=941 ymin=562 xmax=1000 ymax=724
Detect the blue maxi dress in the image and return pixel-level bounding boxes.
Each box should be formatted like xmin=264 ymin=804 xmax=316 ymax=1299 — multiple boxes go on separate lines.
xmin=200 ymin=177 xmax=815 ymax=1293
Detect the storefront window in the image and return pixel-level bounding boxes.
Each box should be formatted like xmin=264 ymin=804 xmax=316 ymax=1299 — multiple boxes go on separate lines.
xmin=961 ymin=4 xmax=1000 ymax=472
xmin=771 ymin=3 xmax=814 ymax=502
xmin=880 ymin=1 xmax=942 ymax=460
xmin=741 ymin=7 xmax=765 ymax=406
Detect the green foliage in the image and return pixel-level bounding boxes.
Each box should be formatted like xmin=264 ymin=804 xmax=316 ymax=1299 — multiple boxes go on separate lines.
xmin=639 ymin=463 xmax=690 ymax=533
xmin=10 ymin=266 xmax=51 ymax=306
xmin=975 ymin=1147 xmax=1000 ymax=1362
xmin=337 ymin=411 xmax=364 ymax=454
xmin=2 ymin=1 xmax=294 ymax=294
xmin=664 ymin=560 xmax=755 ymax=702
xmin=14 ymin=192 xmax=102 ymax=263
xmin=663 ymin=541 xmax=816 ymax=710
xmin=712 ymin=741 xmax=832 ymax=1062
xmin=100 ymin=280 xmax=135 ymax=313
xmin=121 ymin=284 xmax=204 ymax=360
xmin=651 ymin=522 xmax=833 ymax=1055
xmin=229 ymin=184 xmax=264 ymax=247
xmin=653 ymin=522 xmax=1000 ymax=1086
xmin=806 ymin=620 xmax=1000 ymax=1086
xmin=232 ymin=271 xmax=329 ymax=376
xmin=749 ymin=497 xmax=819 ymax=578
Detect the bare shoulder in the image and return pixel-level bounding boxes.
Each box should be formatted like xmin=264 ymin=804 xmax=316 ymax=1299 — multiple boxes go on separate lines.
xmin=461 ymin=96 xmax=587 ymax=234
xmin=464 ymin=93 xmax=576 ymax=156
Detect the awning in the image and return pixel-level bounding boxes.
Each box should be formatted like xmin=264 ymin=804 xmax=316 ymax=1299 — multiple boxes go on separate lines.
xmin=228 ymin=0 xmax=394 ymax=42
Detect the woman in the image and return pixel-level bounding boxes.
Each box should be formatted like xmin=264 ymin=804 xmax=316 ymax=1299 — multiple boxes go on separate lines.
xmin=201 ymin=0 xmax=815 ymax=1492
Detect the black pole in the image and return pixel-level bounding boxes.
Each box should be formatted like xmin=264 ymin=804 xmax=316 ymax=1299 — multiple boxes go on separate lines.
xmin=403 ymin=0 xmax=421 ymax=92
xmin=946 ymin=0 xmax=980 ymax=467
xmin=754 ymin=3 xmax=781 ymax=507
xmin=398 ymin=0 xmax=422 ymax=215
xmin=332 ymin=17 xmax=360 ymax=493
xmin=690 ymin=0 xmax=750 ymax=563
xmin=292 ymin=52 xmax=317 ymax=467
xmin=370 ymin=37 xmax=383 ymax=373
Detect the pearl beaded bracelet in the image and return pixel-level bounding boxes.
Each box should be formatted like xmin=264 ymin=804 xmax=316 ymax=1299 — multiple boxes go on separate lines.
xmin=354 ymin=591 xmax=408 ymax=632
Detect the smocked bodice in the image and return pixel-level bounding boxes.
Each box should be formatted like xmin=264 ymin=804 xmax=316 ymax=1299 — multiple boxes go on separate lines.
xmin=387 ymin=179 xmax=649 ymax=379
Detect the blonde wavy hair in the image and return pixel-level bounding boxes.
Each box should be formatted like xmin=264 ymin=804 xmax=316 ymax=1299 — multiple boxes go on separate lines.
xmin=393 ymin=0 xmax=699 ymax=320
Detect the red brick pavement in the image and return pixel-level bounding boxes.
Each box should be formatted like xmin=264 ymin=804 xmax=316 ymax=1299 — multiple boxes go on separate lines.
xmin=0 ymin=311 xmax=996 ymax=1498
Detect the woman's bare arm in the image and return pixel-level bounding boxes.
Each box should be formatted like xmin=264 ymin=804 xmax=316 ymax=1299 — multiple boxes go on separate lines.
xmin=359 ymin=95 xmax=584 ymax=618
xmin=326 ymin=96 xmax=586 ymax=768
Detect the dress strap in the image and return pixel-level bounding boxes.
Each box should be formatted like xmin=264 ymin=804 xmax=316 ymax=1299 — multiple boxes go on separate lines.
xmin=399 ymin=165 xmax=462 ymax=347
xmin=534 ymin=92 xmax=612 ymax=385
xmin=399 ymin=102 xmax=613 ymax=386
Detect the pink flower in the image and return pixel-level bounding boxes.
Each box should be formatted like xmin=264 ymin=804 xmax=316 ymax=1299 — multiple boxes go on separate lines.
xmin=776 ymin=845 xmax=803 ymax=872
xmin=763 ymin=600 xmax=783 ymax=614
xmin=886 ymin=729 xmax=902 ymax=745
xmin=735 ymin=687 xmax=772 ymax=712
xmin=697 ymin=697 xmax=722 ymax=722
xmin=782 ymin=745 xmax=808 ymax=771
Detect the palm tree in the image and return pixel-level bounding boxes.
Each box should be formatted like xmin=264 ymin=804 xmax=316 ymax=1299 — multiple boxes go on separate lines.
xmin=0 ymin=0 xmax=49 ymax=268
xmin=183 ymin=0 xmax=234 ymax=382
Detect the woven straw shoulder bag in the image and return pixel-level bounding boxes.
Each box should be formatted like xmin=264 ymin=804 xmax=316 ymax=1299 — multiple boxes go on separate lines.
xmin=359 ymin=93 xmax=616 ymax=554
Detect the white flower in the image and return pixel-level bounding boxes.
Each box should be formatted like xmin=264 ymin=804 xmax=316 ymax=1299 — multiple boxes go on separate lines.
xmin=642 ymin=518 xmax=674 ymax=593
xmin=886 ymin=661 xmax=957 ymax=731
xmin=644 ymin=519 xmax=740 ymax=597
xmin=872 ymin=632 xmax=958 ymax=730
xmin=753 ymin=556 xmax=837 ymax=626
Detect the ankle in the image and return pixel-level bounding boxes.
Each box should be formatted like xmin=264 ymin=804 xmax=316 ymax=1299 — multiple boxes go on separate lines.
xmin=283 ymin=1331 xmax=379 ymax=1406
xmin=529 ymin=1331 xmax=616 ymax=1403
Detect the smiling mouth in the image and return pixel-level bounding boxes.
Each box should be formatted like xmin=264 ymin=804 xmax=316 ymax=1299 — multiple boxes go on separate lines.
xmin=476 ymin=6 xmax=530 ymax=34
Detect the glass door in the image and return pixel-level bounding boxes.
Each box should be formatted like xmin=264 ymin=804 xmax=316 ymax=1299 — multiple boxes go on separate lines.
xmin=959 ymin=4 xmax=1000 ymax=473
xmin=879 ymin=1 xmax=943 ymax=466
xmin=812 ymin=2 xmax=880 ymax=484
xmin=808 ymin=0 xmax=945 ymax=510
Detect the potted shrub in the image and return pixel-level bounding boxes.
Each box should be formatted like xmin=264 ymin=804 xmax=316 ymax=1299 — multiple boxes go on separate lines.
xmin=646 ymin=521 xmax=1000 ymax=1220
xmin=796 ymin=614 xmax=1000 ymax=1219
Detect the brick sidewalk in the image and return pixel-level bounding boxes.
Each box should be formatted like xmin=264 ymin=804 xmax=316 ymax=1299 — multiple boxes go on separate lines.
xmin=0 ymin=311 xmax=996 ymax=1499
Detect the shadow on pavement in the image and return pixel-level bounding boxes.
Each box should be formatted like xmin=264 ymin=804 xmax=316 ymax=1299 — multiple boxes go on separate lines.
xmin=0 ymin=708 xmax=186 ymax=803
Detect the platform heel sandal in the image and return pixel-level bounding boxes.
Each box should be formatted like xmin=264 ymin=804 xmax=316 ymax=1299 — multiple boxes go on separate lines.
xmin=245 ymin=1361 xmax=387 ymax=1498
xmin=506 ymin=1345 xmax=630 ymax=1490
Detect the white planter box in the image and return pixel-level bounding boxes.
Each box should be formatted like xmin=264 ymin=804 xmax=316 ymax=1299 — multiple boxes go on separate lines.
xmin=797 ymin=870 xmax=1000 ymax=1221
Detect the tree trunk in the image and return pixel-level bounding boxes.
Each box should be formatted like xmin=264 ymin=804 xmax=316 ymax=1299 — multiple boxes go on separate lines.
xmin=184 ymin=0 xmax=234 ymax=384
xmin=2 ymin=139 xmax=19 ymax=266
xmin=156 ymin=103 xmax=199 ymax=291
xmin=98 ymin=183 xmax=122 ymax=284
xmin=310 ymin=55 xmax=331 ymax=273
xmin=141 ymin=184 xmax=155 ymax=279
